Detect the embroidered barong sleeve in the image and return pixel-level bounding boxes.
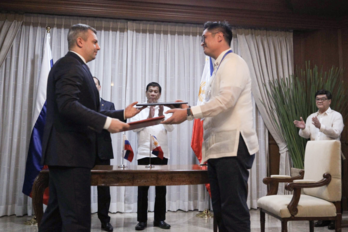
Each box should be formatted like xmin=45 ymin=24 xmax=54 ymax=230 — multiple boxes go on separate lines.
xmin=191 ymin=60 xmax=248 ymax=118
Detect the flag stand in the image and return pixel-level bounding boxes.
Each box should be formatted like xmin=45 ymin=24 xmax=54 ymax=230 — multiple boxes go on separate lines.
xmin=196 ymin=188 xmax=213 ymax=219
xmin=146 ymin=134 xmax=154 ymax=168
xmin=196 ymin=209 xmax=213 ymax=219
xmin=118 ymin=133 xmax=126 ymax=168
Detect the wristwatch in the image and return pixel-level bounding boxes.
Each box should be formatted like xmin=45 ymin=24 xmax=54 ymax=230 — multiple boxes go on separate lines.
xmin=187 ymin=106 xmax=192 ymax=116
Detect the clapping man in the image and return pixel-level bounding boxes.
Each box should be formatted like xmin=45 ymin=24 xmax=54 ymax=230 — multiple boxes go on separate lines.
xmin=294 ymin=89 xmax=344 ymax=230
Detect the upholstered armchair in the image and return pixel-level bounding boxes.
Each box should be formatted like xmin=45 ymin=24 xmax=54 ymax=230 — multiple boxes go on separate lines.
xmin=257 ymin=140 xmax=342 ymax=232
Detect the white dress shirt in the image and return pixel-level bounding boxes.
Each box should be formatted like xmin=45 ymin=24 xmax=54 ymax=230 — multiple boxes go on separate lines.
xmin=130 ymin=105 xmax=174 ymax=160
xmin=190 ymin=49 xmax=259 ymax=163
xmin=299 ymin=107 xmax=344 ymax=141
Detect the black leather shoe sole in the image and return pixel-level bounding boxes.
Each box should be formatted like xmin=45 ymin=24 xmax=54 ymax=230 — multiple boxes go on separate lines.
xmin=135 ymin=222 xmax=147 ymax=231
xmin=153 ymin=221 xmax=171 ymax=229
xmin=101 ymin=222 xmax=113 ymax=232
xmin=328 ymin=222 xmax=336 ymax=230
xmin=314 ymin=220 xmax=331 ymax=227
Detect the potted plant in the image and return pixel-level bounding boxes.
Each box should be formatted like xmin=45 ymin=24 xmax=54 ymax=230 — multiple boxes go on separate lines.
xmin=263 ymin=62 xmax=347 ymax=170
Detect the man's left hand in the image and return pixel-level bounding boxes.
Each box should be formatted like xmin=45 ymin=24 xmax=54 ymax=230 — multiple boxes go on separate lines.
xmin=161 ymin=109 xmax=187 ymax=124
xmin=312 ymin=116 xmax=321 ymax=129
xmin=125 ymin=102 xmax=145 ymax=118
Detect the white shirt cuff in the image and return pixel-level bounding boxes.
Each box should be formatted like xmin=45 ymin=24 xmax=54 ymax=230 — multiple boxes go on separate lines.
xmin=191 ymin=105 xmax=203 ymax=118
xmin=319 ymin=124 xmax=326 ymax=132
xmin=104 ymin=117 xmax=112 ymax=129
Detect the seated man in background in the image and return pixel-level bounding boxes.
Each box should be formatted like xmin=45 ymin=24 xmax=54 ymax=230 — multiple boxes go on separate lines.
xmin=294 ymin=89 xmax=344 ymax=230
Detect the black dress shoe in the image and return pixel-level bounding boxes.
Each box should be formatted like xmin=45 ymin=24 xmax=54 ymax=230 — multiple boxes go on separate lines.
xmin=314 ymin=220 xmax=331 ymax=227
xmin=101 ymin=222 xmax=113 ymax=232
xmin=135 ymin=222 xmax=147 ymax=230
xmin=328 ymin=221 xmax=335 ymax=230
xmin=153 ymin=221 xmax=171 ymax=229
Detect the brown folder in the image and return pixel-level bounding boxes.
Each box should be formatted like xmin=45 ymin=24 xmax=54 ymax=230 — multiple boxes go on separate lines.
xmin=125 ymin=116 xmax=165 ymax=131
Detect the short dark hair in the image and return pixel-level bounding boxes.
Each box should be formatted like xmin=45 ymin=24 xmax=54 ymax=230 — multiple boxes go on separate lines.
xmin=315 ymin=89 xmax=332 ymax=100
xmin=93 ymin=77 xmax=100 ymax=86
xmin=203 ymin=21 xmax=232 ymax=46
xmin=146 ymin=82 xmax=162 ymax=93
xmin=68 ymin=24 xmax=97 ymax=50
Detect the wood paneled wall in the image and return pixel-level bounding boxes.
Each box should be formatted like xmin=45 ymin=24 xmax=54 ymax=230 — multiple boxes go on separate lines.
xmin=0 ymin=0 xmax=343 ymax=30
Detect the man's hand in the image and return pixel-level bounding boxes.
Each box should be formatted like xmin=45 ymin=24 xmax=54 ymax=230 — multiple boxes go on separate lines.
xmin=107 ymin=118 xmax=130 ymax=133
xmin=148 ymin=106 xmax=155 ymax=118
xmin=293 ymin=117 xmax=306 ymax=129
xmin=125 ymin=101 xmax=145 ymax=119
xmin=161 ymin=109 xmax=187 ymax=124
xmin=312 ymin=116 xmax=321 ymax=129
xmin=158 ymin=105 xmax=164 ymax=117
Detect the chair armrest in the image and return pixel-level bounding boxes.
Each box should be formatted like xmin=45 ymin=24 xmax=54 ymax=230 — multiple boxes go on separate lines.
xmin=285 ymin=173 xmax=331 ymax=216
xmin=263 ymin=171 xmax=304 ymax=195
xmin=270 ymin=175 xmax=292 ymax=179
xmin=292 ymin=179 xmax=317 ymax=184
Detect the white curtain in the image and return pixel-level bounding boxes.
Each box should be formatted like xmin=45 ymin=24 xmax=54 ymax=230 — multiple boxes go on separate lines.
xmin=0 ymin=13 xmax=290 ymax=217
xmin=231 ymin=31 xmax=269 ymax=208
xmin=123 ymin=21 xmax=209 ymax=212
xmin=236 ymin=29 xmax=294 ymax=194
xmin=0 ymin=13 xmax=23 ymax=68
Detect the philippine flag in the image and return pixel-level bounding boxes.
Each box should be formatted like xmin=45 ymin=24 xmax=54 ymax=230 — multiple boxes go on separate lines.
xmin=22 ymin=30 xmax=53 ymax=204
xmin=191 ymin=56 xmax=213 ymax=197
xmin=151 ymin=135 xmax=164 ymax=160
xmin=191 ymin=56 xmax=213 ymax=163
xmin=123 ymin=134 xmax=134 ymax=162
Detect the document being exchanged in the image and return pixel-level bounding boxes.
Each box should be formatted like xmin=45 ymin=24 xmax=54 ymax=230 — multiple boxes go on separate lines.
xmin=136 ymin=102 xmax=188 ymax=108
xmin=124 ymin=116 xmax=165 ymax=131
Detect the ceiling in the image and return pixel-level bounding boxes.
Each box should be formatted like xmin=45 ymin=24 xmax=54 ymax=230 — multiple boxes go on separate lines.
xmin=1 ymin=0 xmax=347 ymax=30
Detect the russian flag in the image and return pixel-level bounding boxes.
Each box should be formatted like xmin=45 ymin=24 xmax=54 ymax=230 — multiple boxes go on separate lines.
xmin=22 ymin=30 xmax=53 ymax=204
xmin=151 ymin=135 xmax=164 ymax=160
xmin=123 ymin=134 xmax=134 ymax=162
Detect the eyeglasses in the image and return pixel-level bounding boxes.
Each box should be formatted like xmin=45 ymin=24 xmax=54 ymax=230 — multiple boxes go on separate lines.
xmin=315 ymin=98 xmax=328 ymax=102
xmin=201 ymin=32 xmax=218 ymax=44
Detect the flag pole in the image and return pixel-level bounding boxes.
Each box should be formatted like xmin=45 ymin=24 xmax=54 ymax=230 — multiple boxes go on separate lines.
xmin=118 ymin=133 xmax=126 ymax=168
xmin=146 ymin=134 xmax=153 ymax=168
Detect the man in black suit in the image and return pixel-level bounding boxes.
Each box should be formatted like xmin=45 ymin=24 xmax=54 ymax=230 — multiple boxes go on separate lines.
xmin=39 ymin=24 xmax=142 ymax=232
xmin=93 ymin=76 xmax=116 ymax=232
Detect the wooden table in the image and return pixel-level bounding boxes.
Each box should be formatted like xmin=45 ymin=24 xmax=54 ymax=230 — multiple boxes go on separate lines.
xmin=32 ymin=164 xmax=209 ymax=226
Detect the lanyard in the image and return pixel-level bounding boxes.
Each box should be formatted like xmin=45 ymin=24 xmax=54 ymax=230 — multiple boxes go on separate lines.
xmin=205 ymin=50 xmax=232 ymax=102
xmin=215 ymin=50 xmax=232 ymax=73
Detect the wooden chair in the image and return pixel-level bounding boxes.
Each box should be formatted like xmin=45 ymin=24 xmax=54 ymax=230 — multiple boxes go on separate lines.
xmin=257 ymin=140 xmax=342 ymax=232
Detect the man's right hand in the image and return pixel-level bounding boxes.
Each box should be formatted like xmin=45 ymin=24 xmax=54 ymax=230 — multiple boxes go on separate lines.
xmin=107 ymin=118 xmax=130 ymax=133
xmin=293 ymin=117 xmax=306 ymax=129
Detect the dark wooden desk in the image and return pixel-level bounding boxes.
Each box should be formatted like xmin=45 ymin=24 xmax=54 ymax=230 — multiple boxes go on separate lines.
xmin=32 ymin=164 xmax=209 ymax=226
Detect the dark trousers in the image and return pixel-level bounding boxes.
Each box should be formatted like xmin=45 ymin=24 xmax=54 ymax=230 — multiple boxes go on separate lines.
xmin=39 ymin=166 xmax=91 ymax=232
xmin=95 ymin=156 xmax=111 ymax=224
xmin=208 ymin=135 xmax=255 ymax=232
xmin=137 ymin=157 xmax=168 ymax=222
